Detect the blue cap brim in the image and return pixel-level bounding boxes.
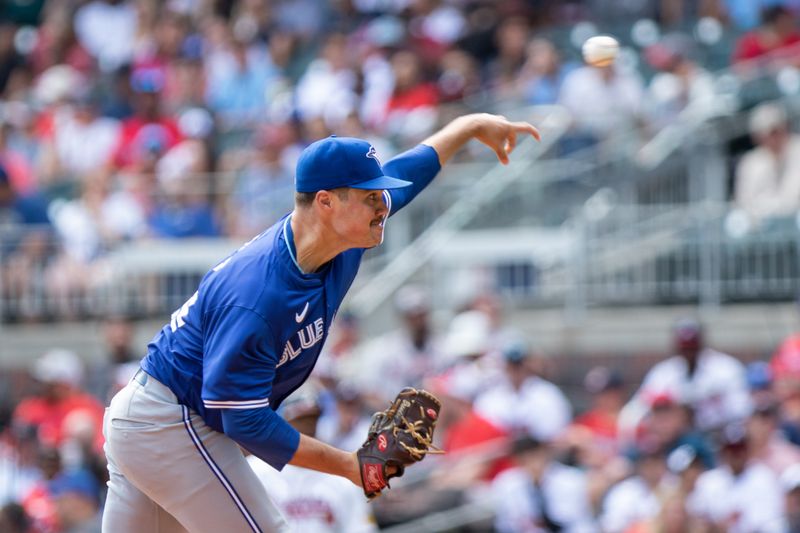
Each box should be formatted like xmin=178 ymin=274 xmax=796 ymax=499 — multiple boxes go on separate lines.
xmin=349 ymin=175 xmax=412 ymax=190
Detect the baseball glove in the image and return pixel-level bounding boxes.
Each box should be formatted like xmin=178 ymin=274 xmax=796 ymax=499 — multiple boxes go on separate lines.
xmin=356 ymin=387 xmax=443 ymax=499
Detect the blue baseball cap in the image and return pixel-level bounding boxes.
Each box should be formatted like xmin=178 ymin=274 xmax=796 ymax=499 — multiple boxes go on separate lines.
xmin=295 ymin=136 xmax=412 ymax=193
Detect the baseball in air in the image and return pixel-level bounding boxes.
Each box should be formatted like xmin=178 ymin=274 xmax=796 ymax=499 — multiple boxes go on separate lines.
xmin=582 ymin=35 xmax=619 ymax=67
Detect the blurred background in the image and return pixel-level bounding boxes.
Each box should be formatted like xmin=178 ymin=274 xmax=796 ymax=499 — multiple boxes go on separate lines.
xmin=2 ymin=0 xmax=800 ymax=532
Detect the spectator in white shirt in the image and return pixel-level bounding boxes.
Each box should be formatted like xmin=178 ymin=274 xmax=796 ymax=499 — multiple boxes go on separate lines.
xmin=558 ymin=62 xmax=645 ymax=149
xmin=474 ymin=339 xmax=572 ymax=442
xmin=248 ymin=382 xmax=377 ymax=533
xmin=734 ymin=102 xmax=800 ymax=226
xmin=492 ymin=436 xmax=597 ymax=533
xmin=619 ymin=318 xmax=751 ymax=441
xmin=601 ymin=446 xmax=675 ymax=533
xmin=691 ymin=423 xmax=787 ymax=533
xmin=349 ymin=286 xmax=443 ymax=407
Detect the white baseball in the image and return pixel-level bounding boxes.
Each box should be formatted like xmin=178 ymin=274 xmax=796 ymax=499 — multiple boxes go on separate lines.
xmin=582 ymin=35 xmax=619 ymax=67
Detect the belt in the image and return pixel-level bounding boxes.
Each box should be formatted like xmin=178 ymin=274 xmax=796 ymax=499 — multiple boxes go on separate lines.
xmin=133 ymin=367 xmax=149 ymax=386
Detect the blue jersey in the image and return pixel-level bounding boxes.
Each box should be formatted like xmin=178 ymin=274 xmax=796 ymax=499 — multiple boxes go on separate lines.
xmin=141 ymin=144 xmax=440 ymax=470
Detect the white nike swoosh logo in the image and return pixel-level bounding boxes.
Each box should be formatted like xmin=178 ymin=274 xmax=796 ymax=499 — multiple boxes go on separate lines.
xmin=295 ymin=302 xmax=309 ymax=323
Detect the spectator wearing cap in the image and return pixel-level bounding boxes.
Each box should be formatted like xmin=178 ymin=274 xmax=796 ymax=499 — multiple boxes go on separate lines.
xmin=473 ymin=337 xmax=572 ymax=442
xmin=110 ymin=66 xmax=182 ymax=173
xmin=734 ymin=102 xmax=800 ymax=226
xmin=691 ymin=423 xmax=787 ymax=533
xmin=639 ymin=392 xmax=715 ymax=469
xmin=620 ymin=318 xmax=750 ymax=441
xmin=491 ymin=436 xmax=595 ymax=533
xmin=12 ymin=350 xmax=104 ymax=453
xmin=349 ymin=285 xmax=443 ymax=406
xmin=248 ymin=382 xmax=377 ymax=533
xmin=574 ymin=366 xmax=626 ymax=446
xmin=600 ymin=445 xmax=674 ymax=533
xmin=746 ymin=398 xmax=800 ymax=477
xmin=49 ymin=468 xmax=101 ymax=533
xmin=662 ymin=443 xmax=711 ymax=530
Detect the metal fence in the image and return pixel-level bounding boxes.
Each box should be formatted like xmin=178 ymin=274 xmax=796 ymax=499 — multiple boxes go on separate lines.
xmin=425 ymin=203 xmax=800 ymax=312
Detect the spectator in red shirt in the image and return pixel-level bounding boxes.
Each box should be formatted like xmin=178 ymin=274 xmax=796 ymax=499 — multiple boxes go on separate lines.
xmin=110 ymin=66 xmax=182 ymax=172
xmin=733 ymin=6 xmax=800 ymax=66
xmin=384 ymin=50 xmax=439 ymax=144
xmin=12 ymin=349 xmax=104 ymax=453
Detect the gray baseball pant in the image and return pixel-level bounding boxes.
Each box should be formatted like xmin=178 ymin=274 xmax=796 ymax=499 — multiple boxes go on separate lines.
xmin=101 ymin=368 xmax=289 ymax=533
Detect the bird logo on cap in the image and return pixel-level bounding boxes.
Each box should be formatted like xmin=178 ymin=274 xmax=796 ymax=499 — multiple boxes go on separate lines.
xmin=366 ymin=145 xmax=380 ymax=165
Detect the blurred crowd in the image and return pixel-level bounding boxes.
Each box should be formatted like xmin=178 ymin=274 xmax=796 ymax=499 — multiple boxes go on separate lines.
xmin=3 ymin=286 xmax=800 ymax=532
xmin=1 ymin=0 xmax=800 ymax=321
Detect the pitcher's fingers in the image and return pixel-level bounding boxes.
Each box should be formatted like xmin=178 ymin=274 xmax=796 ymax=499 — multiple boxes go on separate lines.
xmin=505 ymin=130 xmax=518 ymax=155
xmin=493 ymin=144 xmax=509 ymax=165
xmin=512 ymin=121 xmax=541 ymax=141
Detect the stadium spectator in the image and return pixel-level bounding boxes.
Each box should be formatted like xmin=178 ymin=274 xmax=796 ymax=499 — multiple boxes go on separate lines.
xmin=227 ymin=125 xmax=296 ymax=237
xmin=517 ymin=38 xmax=574 ymax=106
xmin=732 ymin=6 xmax=800 ymax=66
xmin=19 ymin=446 xmax=62 ymax=533
xmin=315 ymin=385 xmax=372 ymax=453
xmin=110 ymin=66 xmax=182 ymax=173
xmin=49 ymin=468 xmax=102 ymax=533
xmin=491 ymin=436 xmax=595 ymax=533
xmin=645 ymin=34 xmax=716 ymax=129
xmin=205 ymin=31 xmax=281 ymax=127
xmin=248 ymin=382 xmax=377 ymax=533
xmin=12 ymin=350 xmax=104 ymax=453
xmin=770 ymin=330 xmax=800 ymax=446
xmin=85 ymin=316 xmax=140 ymax=405
xmin=425 ymin=371 xmax=509 ymax=483
xmin=350 ymin=285 xmax=443 ymax=405
xmin=29 ymin=3 xmax=94 ymax=76
xmin=38 ymin=88 xmax=120 ymax=195
xmin=734 ymin=102 xmax=800 ymax=226
xmin=619 ymin=318 xmax=751 ymax=440
xmin=474 ymin=338 xmax=572 ymax=442
xmin=600 ymin=446 xmax=674 ymax=533
xmin=690 ymin=423 xmax=787 ymax=532
xmin=383 ymin=50 xmax=439 ymax=144
xmin=746 ymin=398 xmax=800 ymax=476
xmin=486 ymin=17 xmax=530 ymax=100
xmin=295 ymin=33 xmax=358 ymax=128
xmin=558 ymin=60 xmax=645 ymax=150
xmin=660 ymin=443 xmax=711 ymax=532
xmin=638 ymin=392 xmax=716 ymax=469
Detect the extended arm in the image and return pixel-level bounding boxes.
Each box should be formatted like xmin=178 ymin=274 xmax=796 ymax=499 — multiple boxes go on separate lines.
xmin=384 ymin=113 xmax=540 ymax=214
xmin=422 ymin=113 xmax=540 ymax=166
